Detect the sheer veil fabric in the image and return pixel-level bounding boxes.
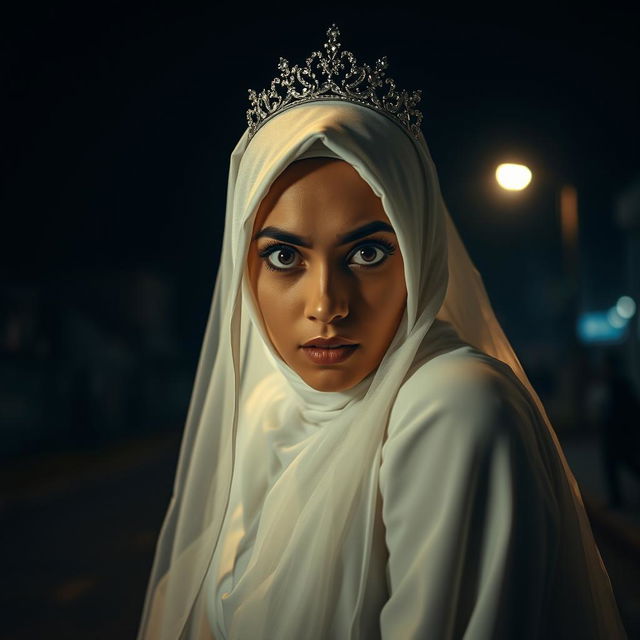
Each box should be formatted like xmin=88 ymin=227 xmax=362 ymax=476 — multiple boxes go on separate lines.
xmin=137 ymin=101 xmax=626 ymax=639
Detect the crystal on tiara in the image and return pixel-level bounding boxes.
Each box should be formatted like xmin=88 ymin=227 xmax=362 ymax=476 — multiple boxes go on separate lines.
xmin=246 ymin=25 xmax=423 ymax=140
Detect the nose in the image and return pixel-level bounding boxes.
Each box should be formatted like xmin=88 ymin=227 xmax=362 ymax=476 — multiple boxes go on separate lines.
xmin=304 ymin=261 xmax=349 ymax=324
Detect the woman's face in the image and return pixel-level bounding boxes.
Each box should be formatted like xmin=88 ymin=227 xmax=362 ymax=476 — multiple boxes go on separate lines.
xmin=247 ymin=158 xmax=407 ymax=392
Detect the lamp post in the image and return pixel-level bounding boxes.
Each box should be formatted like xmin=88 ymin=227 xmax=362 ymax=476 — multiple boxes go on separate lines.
xmin=495 ymin=163 xmax=582 ymax=431
xmin=559 ymin=184 xmax=580 ymax=295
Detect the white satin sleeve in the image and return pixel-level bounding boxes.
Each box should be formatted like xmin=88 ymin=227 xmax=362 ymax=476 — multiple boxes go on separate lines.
xmin=378 ymin=351 xmax=557 ymax=639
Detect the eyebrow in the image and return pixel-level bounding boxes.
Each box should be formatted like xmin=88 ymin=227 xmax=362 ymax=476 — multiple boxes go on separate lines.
xmin=253 ymin=221 xmax=396 ymax=247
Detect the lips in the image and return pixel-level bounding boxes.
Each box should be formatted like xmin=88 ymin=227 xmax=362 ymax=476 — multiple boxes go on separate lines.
xmin=301 ymin=336 xmax=358 ymax=348
xmin=300 ymin=337 xmax=359 ymax=365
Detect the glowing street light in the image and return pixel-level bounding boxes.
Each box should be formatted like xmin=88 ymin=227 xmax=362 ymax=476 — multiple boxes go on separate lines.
xmin=495 ymin=163 xmax=532 ymax=191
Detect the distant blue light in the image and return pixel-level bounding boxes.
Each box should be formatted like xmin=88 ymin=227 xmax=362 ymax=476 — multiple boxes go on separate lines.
xmin=607 ymin=307 xmax=626 ymax=329
xmin=577 ymin=310 xmax=628 ymax=344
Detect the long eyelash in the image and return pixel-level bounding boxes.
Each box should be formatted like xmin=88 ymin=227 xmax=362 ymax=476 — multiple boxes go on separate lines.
xmin=358 ymin=238 xmax=396 ymax=254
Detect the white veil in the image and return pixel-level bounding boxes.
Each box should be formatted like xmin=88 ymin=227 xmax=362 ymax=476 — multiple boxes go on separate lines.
xmin=137 ymin=101 xmax=623 ymax=639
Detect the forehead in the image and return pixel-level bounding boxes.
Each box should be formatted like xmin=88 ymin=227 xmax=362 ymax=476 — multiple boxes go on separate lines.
xmin=253 ymin=158 xmax=391 ymax=234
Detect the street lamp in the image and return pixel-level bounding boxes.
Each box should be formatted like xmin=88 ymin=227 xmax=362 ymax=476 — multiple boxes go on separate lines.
xmin=495 ymin=163 xmax=532 ymax=191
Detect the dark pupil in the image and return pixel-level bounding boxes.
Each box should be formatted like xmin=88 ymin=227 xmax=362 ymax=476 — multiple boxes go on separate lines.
xmin=279 ymin=249 xmax=295 ymax=265
xmin=360 ymin=247 xmax=377 ymax=262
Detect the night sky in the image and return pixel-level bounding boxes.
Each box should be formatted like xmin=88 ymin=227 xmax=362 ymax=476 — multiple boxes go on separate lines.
xmin=3 ymin=1 xmax=639 ymax=349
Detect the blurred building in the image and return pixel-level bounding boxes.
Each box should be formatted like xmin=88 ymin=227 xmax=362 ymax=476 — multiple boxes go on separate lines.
xmin=0 ymin=268 xmax=194 ymax=458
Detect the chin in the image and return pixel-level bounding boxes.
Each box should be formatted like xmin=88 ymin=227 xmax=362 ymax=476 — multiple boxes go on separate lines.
xmin=301 ymin=369 xmax=365 ymax=393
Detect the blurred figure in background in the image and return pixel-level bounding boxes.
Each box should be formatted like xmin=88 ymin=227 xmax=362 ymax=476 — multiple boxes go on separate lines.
xmin=594 ymin=351 xmax=640 ymax=508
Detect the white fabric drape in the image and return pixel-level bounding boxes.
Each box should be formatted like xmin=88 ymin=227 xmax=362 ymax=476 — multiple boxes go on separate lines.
xmin=137 ymin=101 xmax=627 ymax=639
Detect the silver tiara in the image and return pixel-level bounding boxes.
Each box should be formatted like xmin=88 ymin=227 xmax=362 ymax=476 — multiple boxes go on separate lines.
xmin=246 ymin=25 xmax=423 ymax=141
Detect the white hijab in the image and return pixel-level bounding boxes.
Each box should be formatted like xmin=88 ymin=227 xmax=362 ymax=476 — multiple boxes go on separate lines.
xmin=138 ymin=101 xmax=621 ymax=639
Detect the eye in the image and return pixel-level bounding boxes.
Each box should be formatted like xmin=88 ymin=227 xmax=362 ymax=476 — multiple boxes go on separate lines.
xmin=350 ymin=245 xmax=385 ymax=266
xmin=260 ymin=244 xmax=302 ymax=271
xmin=348 ymin=240 xmax=396 ymax=267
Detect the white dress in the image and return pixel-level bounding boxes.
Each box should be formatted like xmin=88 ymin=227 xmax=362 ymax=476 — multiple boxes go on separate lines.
xmin=202 ymin=325 xmax=627 ymax=639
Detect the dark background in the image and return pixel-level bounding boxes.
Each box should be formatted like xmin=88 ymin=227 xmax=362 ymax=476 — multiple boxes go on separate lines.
xmin=2 ymin=2 xmax=640 ymax=638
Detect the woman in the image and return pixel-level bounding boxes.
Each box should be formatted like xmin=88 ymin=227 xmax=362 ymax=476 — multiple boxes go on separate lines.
xmin=138 ymin=26 xmax=627 ymax=639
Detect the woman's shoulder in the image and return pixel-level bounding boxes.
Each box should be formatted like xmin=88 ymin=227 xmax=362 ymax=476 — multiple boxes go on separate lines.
xmin=394 ymin=343 xmax=517 ymax=410
xmin=387 ymin=344 xmax=527 ymax=447
xmin=382 ymin=343 xmax=561 ymax=533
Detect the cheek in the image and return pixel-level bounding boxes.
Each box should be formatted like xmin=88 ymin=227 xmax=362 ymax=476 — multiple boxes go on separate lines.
xmin=367 ymin=273 xmax=407 ymax=361
xmin=360 ymin=265 xmax=407 ymax=321
xmin=255 ymin=273 xmax=298 ymax=338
